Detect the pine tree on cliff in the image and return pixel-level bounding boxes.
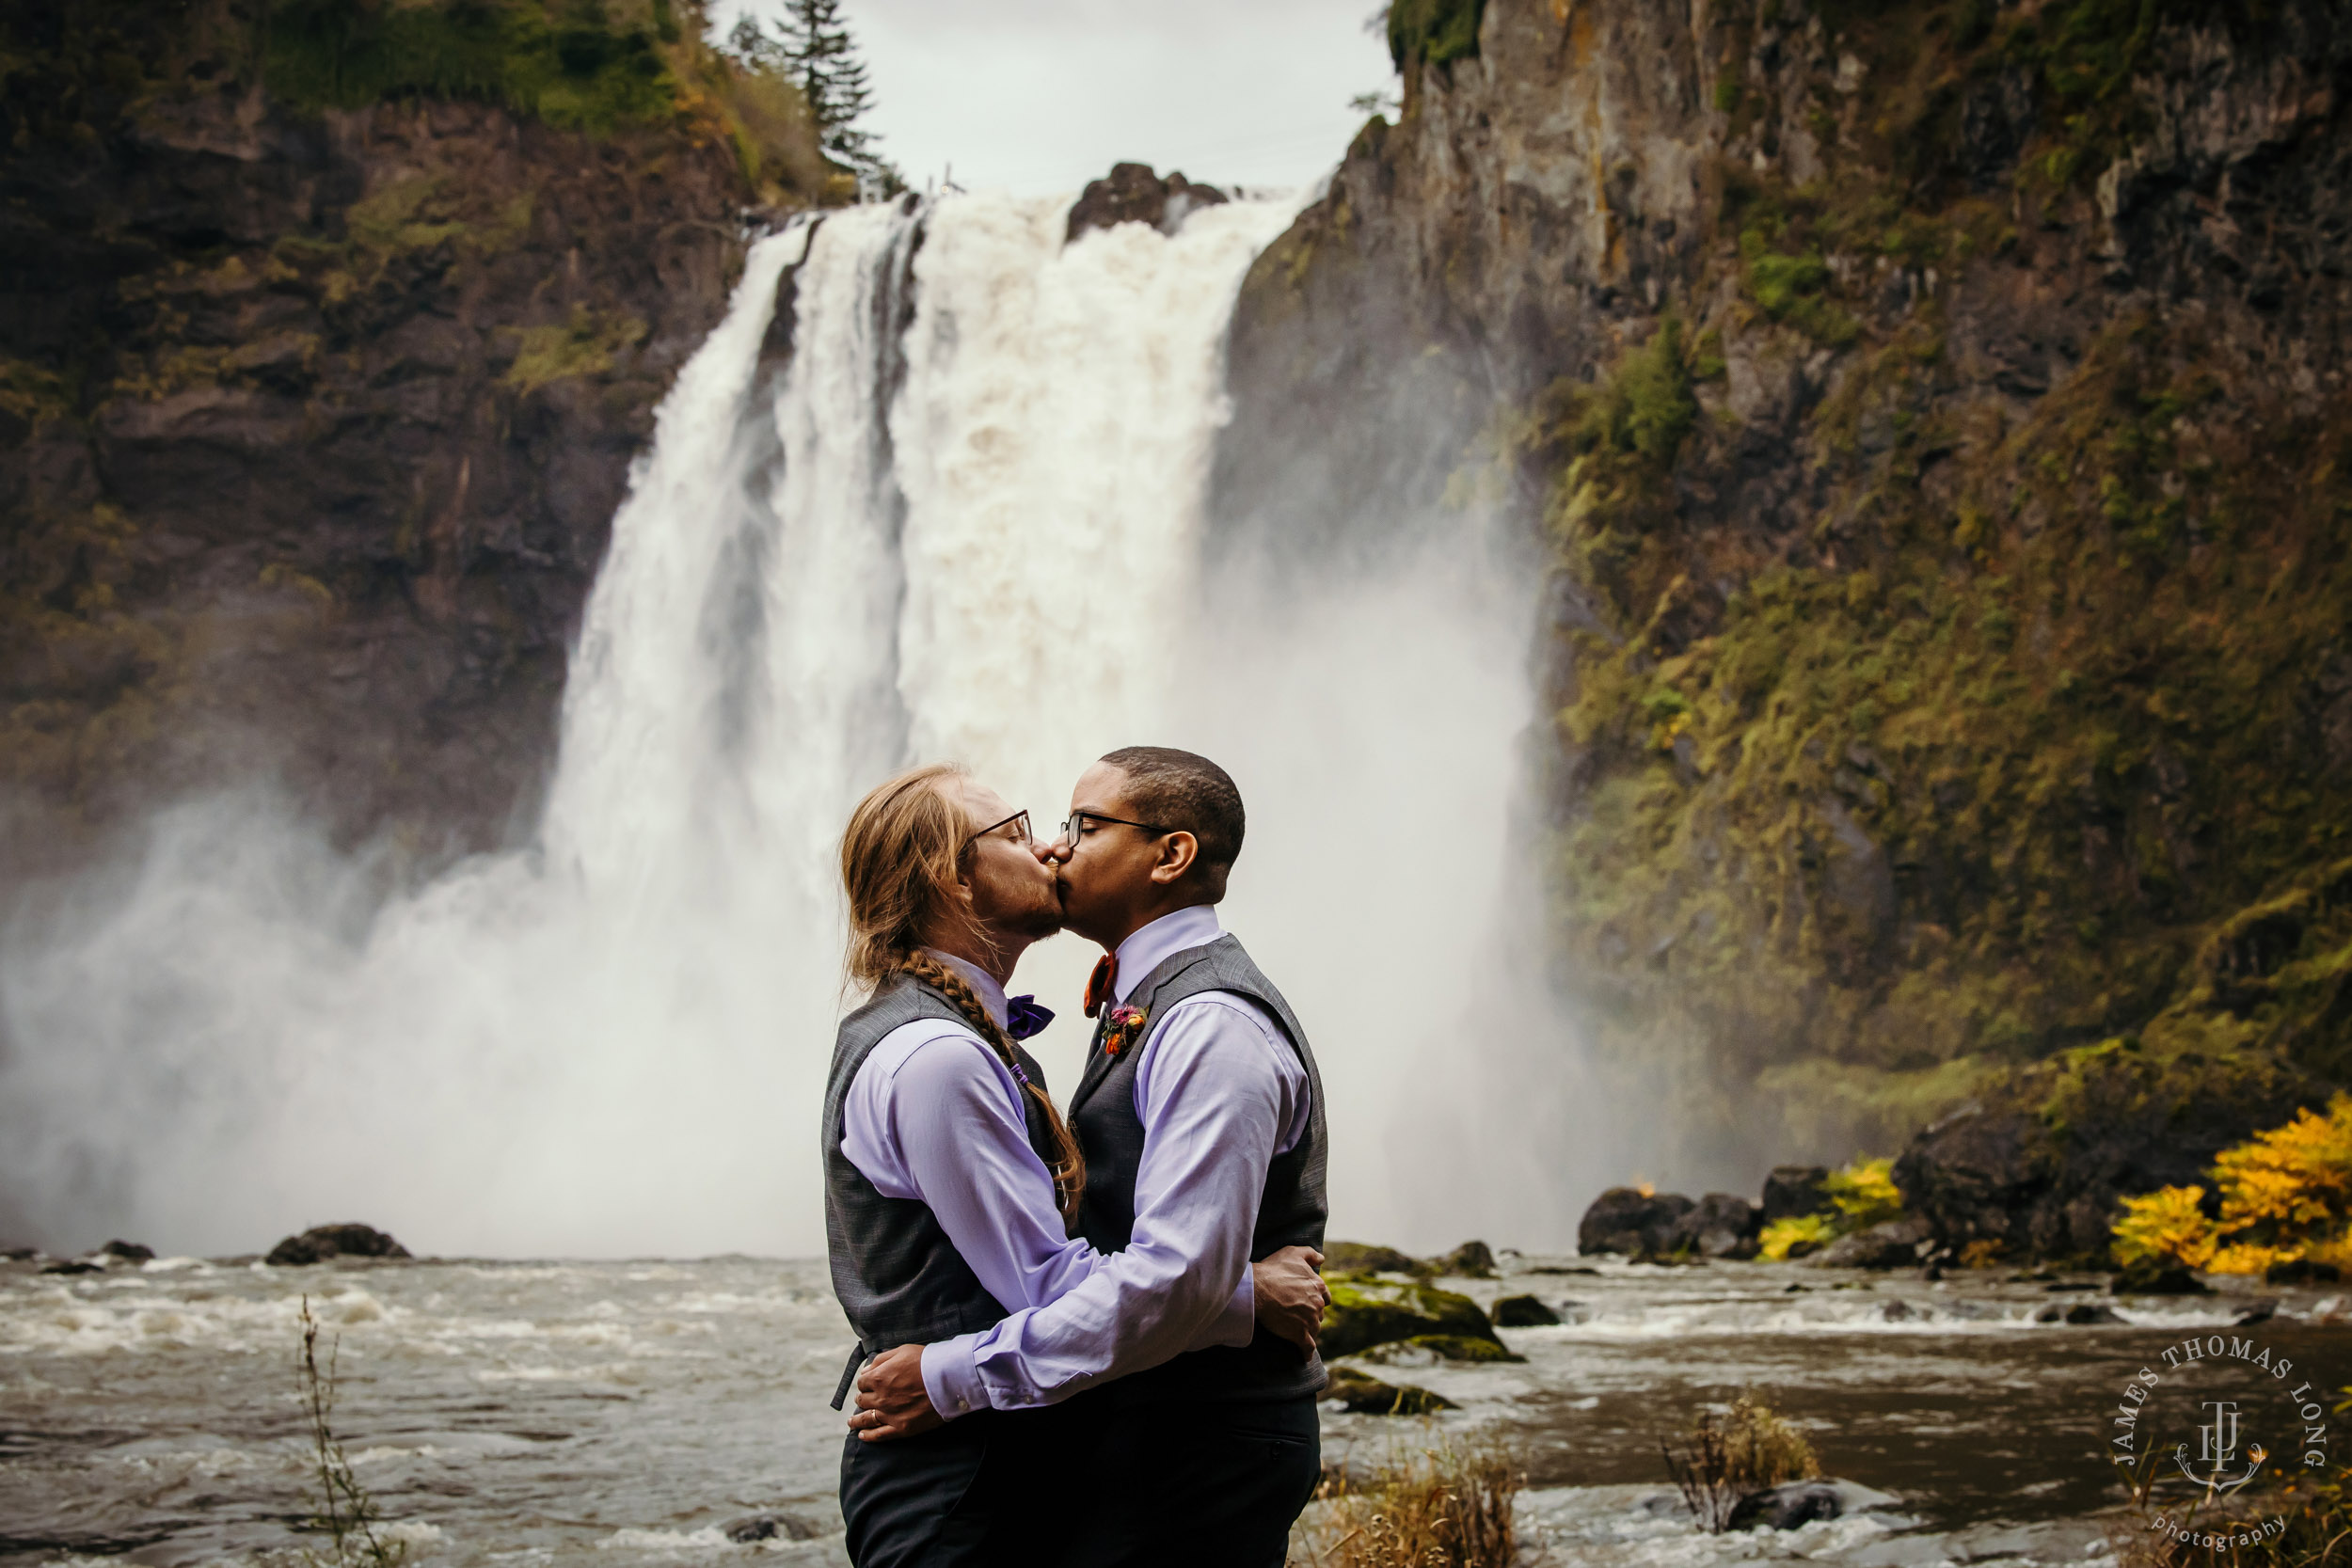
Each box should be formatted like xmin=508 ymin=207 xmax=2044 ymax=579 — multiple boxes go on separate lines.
xmin=729 ymin=1 xmax=897 ymax=192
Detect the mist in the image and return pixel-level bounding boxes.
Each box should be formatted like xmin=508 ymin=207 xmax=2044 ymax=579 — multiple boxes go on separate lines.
xmin=0 ymin=194 xmax=1608 ymax=1259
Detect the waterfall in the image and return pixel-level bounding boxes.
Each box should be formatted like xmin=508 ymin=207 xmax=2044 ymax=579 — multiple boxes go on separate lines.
xmin=0 ymin=191 xmax=1592 ymax=1259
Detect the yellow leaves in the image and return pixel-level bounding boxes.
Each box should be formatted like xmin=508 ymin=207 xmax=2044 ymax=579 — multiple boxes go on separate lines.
xmin=1758 ymin=1213 xmax=1836 ymax=1260
xmin=2109 ymin=1095 xmax=2352 ymax=1275
xmin=2212 ymin=1098 xmax=2352 ymax=1228
xmin=2114 ymin=1185 xmax=2217 ymax=1269
xmin=1823 ymin=1156 xmax=1903 ymax=1228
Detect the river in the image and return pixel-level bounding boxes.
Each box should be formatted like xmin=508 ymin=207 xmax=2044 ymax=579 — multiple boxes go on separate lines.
xmin=5 ymin=1249 xmax=2335 ymax=1564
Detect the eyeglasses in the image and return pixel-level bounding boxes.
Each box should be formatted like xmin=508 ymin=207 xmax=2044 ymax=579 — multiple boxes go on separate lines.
xmin=962 ymin=810 xmax=1034 ymax=850
xmin=1056 ymin=810 xmax=1172 ymax=849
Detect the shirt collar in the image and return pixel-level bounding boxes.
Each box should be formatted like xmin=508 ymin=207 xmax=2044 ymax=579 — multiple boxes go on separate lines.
xmin=1112 ymin=905 xmax=1224 ymax=1005
xmin=920 ymin=949 xmax=1009 ymax=1030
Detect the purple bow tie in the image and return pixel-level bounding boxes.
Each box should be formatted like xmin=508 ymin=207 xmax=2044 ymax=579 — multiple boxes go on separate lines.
xmin=1006 ymin=995 xmax=1054 ymax=1041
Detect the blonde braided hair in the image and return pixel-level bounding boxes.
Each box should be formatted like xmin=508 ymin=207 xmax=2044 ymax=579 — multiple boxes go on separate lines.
xmin=840 ymin=764 xmax=1086 ymax=1219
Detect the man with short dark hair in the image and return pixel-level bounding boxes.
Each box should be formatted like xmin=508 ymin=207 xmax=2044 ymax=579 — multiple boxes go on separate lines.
xmin=851 ymin=745 xmax=1330 ymax=1567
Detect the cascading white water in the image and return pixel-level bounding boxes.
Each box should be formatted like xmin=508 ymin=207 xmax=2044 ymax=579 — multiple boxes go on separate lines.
xmin=0 ymin=190 xmax=1596 ymax=1259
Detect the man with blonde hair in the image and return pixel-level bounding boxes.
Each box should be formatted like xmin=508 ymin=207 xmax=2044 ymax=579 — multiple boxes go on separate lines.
xmin=823 ymin=762 xmax=1325 ymax=1567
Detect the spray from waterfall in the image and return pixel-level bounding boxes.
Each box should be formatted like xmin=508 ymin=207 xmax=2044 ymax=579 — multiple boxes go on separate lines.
xmin=0 ymin=190 xmax=1601 ymax=1259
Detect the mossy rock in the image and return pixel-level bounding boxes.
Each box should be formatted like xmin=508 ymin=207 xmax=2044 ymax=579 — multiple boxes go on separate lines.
xmin=1323 ymin=1240 xmax=1421 ymax=1275
xmin=1323 ymin=1368 xmax=1454 ymax=1417
xmin=1356 ymin=1333 xmax=1526 ymax=1366
xmin=1425 ymin=1239 xmax=1497 ymax=1278
xmin=1408 ymin=1333 xmax=1522 ymax=1363
xmin=1321 ymin=1275 xmax=1503 ymax=1359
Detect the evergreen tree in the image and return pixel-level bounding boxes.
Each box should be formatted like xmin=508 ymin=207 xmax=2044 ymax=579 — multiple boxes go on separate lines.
xmin=729 ymin=0 xmax=897 ymax=192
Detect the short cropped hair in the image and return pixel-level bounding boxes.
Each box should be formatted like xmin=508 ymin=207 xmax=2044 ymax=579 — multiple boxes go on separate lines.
xmin=1100 ymin=746 xmax=1245 ymax=897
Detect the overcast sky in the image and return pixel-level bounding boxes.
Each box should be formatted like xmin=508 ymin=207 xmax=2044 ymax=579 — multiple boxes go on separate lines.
xmin=714 ymin=0 xmax=1397 ymax=198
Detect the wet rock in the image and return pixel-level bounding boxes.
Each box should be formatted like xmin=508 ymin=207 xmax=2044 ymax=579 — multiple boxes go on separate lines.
xmin=2 ymin=1245 xmax=39 ymax=1261
xmin=1729 ymin=1478 xmax=1902 ymax=1530
xmin=1523 ymin=1264 xmax=1600 ymax=1275
xmin=1322 ymin=1241 xmax=1420 ymax=1275
xmin=2234 ymin=1298 xmax=2279 ymax=1326
xmin=1810 ymin=1216 xmax=1932 ymax=1269
xmin=1893 ymin=1058 xmax=2312 ymax=1268
xmin=1578 ymin=1187 xmax=1695 ymax=1258
xmin=1426 ymin=1239 xmax=1496 ymax=1278
xmin=2266 ymin=1258 xmax=2342 ymax=1284
xmin=1065 ymin=163 xmax=1229 ymax=243
xmin=1492 ymin=1293 xmax=1562 ymax=1327
xmin=1322 ymin=1368 xmax=1454 ymax=1416
xmin=266 ymin=1224 xmax=413 ymax=1266
xmin=2109 ymin=1262 xmax=2211 ymax=1296
xmin=1320 ymin=1275 xmax=1504 ymax=1359
xmin=2064 ymin=1302 xmax=2122 ymax=1325
xmin=723 ymin=1514 xmax=820 ymax=1544
xmin=101 ymin=1240 xmax=154 ymax=1262
xmin=1762 ymin=1166 xmax=1832 ymax=1222
xmin=1686 ymin=1194 xmax=1763 ymax=1259
xmin=40 ymin=1259 xmax=102 ymax=1275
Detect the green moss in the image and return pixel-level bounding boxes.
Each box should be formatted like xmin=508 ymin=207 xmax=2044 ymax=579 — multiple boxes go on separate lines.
xmin=265 ymin=0 xmax=675 ymax=133
xmin=502 ymin=306 xmax=646 ymax=394
xmin=1387 ymin=0 xmax=1485 ymax=71
xmin=1321 ymin=1275 xmax=1503 ymax=1360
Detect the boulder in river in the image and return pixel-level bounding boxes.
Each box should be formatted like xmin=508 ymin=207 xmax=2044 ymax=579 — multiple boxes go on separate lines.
xmin=723 ymin=1513 xmax=820 ymax=1544
xmin=1728 ymin=1478 xmax=1900 ymax=1530
xmin=1578 ymin=1187 xmax=1695 ymax=1257
xmin=1320 ymin=1275 xmax=1503 ymax=1359
xmin=1762 ymin=1165 xmax=1833 ymax=1222
xmin=1065 ymin=163 xmax=1229 ymax=242
xmin=1686 ymin=1194 xmax=1762 ymax=1259
xmin=1426 ymin=1239 xmax=1496 ymax=1277
xmin=40 ymin=1259 xmax=102 ymax=1275
xmin=1579 ymin=1188 xmax=1759 ymax=1259
xmin=1811 ymin=1215 xmax=1932 ymax=1269
xmin=1322 ymin=1368 xmax=1454 ymax=1416
xmin=266 ymin=1224 xmax=413 ymax=1266
xmin=1322 ymin=1241 xmax=1420 ymax=1275
xmin=102 ymin=1240 xmax=154 ymax=1262
xmin=1491 ymin=1293 xmax=1561 ymax=1327
xmin=2 ymin=1245 xmax=38 ymax=1261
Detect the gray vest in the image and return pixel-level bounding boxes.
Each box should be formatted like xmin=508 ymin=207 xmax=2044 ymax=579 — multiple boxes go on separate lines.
xmin=1068 ymin=931 xmax=1329 ymax=1404
xmin=822 ymin=974 xmax=1059 ymax=1390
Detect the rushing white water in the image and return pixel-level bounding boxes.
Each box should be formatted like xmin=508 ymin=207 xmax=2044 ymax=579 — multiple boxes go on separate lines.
xmin=0 ymin=190 xmax=1591 ymax=1259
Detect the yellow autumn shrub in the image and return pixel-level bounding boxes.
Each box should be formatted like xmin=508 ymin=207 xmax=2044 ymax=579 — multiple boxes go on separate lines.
xmin=2109 ymin=1094 xmax=2352 ymax=1275
xmin=1822 ymin=1157 xmax=1904 ymax=1228
xmin=1758 ymin=1213 xmax=1837 ymax=1261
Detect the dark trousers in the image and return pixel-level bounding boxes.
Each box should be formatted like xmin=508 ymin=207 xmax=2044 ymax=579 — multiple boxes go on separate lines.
xmin=840 ymin=1405 xmax=1073 ymax=1568
xmin=1053 ymin=1396 xmax=1322 ymax=1568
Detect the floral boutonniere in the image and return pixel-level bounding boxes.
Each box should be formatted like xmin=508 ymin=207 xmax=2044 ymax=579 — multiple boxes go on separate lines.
xmin=1102 ymin=1005 xmax=1148 ymax=1057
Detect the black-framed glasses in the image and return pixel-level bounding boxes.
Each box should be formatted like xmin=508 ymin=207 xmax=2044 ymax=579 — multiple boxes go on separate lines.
xmin=962 ymin=810 xmax=1034 ymax=850
xmin=1056 ymin=810 xmax=1171 ymax=848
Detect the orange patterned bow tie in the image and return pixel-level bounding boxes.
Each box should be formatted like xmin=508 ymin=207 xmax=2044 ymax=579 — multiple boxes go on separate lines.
xmin=1084 ymin=954 xmax=1118 ymax=1020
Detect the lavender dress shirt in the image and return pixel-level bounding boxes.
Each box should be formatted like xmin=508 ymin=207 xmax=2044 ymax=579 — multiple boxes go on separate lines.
xmin=914 ymin=906 xmax=1314 ymax=1418
xmin=835 ymin=944 xmax=1263 ymax=1418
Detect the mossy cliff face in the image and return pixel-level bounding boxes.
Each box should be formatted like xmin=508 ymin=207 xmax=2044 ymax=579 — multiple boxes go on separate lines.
xmin=0 ymin=0 xmax=823 ymax=876
xmin=1216 ymin=0 xmax=2352 ymax=1189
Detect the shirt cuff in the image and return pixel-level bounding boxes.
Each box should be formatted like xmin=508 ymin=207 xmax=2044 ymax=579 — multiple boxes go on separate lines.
xmin=1209 ymin=1261 xmax=1257 ymax=1348
xmin=920 ymin=1336 xmax=989 ymax=1421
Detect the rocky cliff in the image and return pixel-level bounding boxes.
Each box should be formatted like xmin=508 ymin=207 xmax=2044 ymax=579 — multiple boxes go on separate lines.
xmin=1216 ymin=0 xmax=2352 ymax=1198
xmin=0 ymin=0 xmax=826 ymax=879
